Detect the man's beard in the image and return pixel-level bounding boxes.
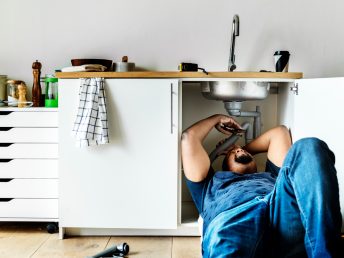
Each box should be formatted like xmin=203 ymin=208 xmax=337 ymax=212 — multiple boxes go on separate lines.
xmin=235 ymin=154 xmax=253 ymax=164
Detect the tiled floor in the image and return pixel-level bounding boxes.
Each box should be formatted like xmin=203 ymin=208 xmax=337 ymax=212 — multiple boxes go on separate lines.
xmin=0 ymin=223 xmax=201 ymax=258
xmin=1 ymin=222 xmax=343 ymax=257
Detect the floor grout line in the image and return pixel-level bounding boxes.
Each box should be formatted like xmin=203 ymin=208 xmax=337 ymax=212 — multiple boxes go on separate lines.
xmin=104 ymin=236 xmax=112 ymax=250
xmin=29 ymin=231 xmax=53 ymax=258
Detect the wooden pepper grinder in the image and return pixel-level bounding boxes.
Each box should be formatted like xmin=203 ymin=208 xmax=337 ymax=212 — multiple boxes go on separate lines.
xmin=32 ymin=60 xmax=42 ymax=107
xmin=18 ymin=82 xmax=27 ymax=108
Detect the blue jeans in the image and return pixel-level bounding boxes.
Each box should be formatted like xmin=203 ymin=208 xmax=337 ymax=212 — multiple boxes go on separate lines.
xmin=203 ymin=138 xmax=342 ymax=258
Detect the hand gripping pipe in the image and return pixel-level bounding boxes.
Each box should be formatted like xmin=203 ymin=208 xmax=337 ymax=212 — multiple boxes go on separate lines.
xmin=224 ymin=101 xmax=261 ymax=140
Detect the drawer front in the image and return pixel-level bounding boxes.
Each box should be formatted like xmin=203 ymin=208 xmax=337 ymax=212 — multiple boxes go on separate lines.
xmin=0 ymin=198 xmax=58 ymax=219
xmin=0 ymin=144 xmax=58 ymax=158
xmin=0 ymin=128 xmax=58 ymax=143
xmin=0 ymin=159 xmax=58 ymax=178
xmin=0 ymin=111 xmax=58 ymax=127
xmin=0 ymin=179 xmax=58 ymax=198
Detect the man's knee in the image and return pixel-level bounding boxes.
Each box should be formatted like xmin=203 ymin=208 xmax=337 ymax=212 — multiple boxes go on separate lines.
xmin=293 ymin=137 xmax=324 ymax=148
xmin=291 ymin=137 xmax=335 ymax=164
xmin=293 ymin=137 xmax=327 ymax=154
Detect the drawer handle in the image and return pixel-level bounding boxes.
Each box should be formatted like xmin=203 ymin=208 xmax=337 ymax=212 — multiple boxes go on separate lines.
xmin=0 ymin=159 xmax=13 ymax=163
xmin=0 ymin=111 xmax=13 ymax=116
xmin=0 ymin=127 xmax=13 ymax=131
xmin=0 ymin=179 xmax=14 ymax=182
xmin=0 ymin=143 xmax=13 ymax=147
xmin=0 ymin=198 xmax=13 ymax=202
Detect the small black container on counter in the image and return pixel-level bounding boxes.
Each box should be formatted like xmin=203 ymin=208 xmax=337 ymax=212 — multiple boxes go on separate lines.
xmin=274 ymin=51 xmax=290 ymax=72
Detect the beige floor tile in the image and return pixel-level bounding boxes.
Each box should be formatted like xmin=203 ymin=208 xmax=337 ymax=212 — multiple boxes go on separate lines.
xmin=108 ymin=236 xmax=172 ymax=258
xmin=172 ymin=237 xmax=201 ymax=258
xmin=0 ymin=223 xmax=50 ymax=258
xmin=0 ymin=223 xmax=203 ymax=258
xmin=32 ymin=234 xmax=110 ymax=258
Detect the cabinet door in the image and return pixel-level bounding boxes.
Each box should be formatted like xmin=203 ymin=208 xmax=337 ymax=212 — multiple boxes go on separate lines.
xmin=59 ymin=79 xmax=179 ymax=229
xmin=291 ymin=78 xmax=344 ymax=232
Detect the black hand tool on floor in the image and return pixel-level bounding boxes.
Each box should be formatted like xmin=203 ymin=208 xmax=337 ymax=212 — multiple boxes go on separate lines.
xmin=86 ymin=243 xmax=129 ymax=258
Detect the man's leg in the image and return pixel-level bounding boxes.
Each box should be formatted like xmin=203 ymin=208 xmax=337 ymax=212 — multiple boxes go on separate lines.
xmin=269 ymin=137 xmax=342 ymax=257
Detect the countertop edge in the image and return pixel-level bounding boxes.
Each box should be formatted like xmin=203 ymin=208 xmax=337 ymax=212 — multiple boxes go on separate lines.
xmin=55 ymin=71 xmax=303 ymax=79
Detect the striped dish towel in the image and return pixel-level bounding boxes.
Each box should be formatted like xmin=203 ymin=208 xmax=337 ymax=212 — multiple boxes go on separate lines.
xmin=72 ymin=78 xmax=109 ymax=147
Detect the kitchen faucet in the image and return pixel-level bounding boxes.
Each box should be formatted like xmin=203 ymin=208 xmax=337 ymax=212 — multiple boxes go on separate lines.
xmin=229 ymin=14 xmax=239 ymax=72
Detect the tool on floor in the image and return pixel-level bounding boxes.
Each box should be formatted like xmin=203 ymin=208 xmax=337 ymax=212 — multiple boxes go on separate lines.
xmin=87 ymin=243 xmax=129 ymax=258
xmin=178 ymin=62 xmax=208 ymax=75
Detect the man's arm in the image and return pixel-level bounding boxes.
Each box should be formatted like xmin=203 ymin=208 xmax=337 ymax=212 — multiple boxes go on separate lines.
xmin=181 ymin=114 xmax=241 ymax=182
xmin=243 ymin=125 xmax=292 ymax=167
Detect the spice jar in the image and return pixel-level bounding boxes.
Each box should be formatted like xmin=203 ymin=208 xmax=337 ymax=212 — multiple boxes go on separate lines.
xmin=0 ymin=75 xmax=7 ymax=106
xmin=7 ymin=80 xmax=23 ymax=107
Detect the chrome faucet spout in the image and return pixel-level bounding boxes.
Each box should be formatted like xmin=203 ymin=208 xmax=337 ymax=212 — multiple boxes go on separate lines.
xmin=229 ymin=14 xmax=240 ymax=72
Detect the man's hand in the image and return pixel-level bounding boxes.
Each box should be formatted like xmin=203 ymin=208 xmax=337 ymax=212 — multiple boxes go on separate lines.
xmin=215 ymin=116 xmax=242 ymax=135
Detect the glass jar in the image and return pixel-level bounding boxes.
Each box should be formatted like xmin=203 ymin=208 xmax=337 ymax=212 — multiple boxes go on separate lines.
xmin=7 ymin=80 xmax=23 ymax=107
xmin=45 ymin=77 xmax=58 ymax=107
xmin=0 ymin=75 xmax=7 ymax=106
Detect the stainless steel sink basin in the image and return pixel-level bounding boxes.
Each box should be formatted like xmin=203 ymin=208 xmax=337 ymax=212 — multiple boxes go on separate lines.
xmin=201 ymin=81 xmax=270 ymax=101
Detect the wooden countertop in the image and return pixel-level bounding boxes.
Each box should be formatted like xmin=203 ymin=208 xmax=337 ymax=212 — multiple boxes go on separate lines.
xmin=55 ymin=71 xmax=303 ymax=79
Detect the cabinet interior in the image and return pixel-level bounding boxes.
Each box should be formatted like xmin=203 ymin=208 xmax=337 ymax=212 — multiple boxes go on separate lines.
xmin=180 ymin=82 xmax=280 ymax=226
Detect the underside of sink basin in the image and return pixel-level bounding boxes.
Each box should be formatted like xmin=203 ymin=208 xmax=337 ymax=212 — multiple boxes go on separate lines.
xmin=201 ymin=81 xmax=270 ymax=101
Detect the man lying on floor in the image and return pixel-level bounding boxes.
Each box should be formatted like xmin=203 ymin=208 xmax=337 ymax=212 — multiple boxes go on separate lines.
xmin=181 ymin=114 xmax=342 ymax=258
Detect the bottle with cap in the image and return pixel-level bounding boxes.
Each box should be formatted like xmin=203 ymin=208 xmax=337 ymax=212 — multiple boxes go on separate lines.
xmin=17 ymin=81 xmax=28 ymax=108
xmin=45 ymin=77 xmax=58 ymax=107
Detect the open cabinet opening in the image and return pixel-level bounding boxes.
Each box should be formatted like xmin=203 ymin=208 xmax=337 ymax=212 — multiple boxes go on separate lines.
xmin=180 ymin=81 xmax=280 ymax=228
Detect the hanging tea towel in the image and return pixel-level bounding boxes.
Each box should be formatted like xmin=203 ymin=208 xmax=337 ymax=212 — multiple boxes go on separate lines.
xmin=72 ymin=78 xmax=109 ymax=147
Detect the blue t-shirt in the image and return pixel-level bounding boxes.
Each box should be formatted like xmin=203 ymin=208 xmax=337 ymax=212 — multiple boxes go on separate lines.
xmin=185 ymin=159 xmax=280 ymax=233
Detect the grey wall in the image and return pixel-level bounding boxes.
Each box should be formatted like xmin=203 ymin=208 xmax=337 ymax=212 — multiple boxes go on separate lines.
xmin=1 ymin=0 xmax=344 ymax=86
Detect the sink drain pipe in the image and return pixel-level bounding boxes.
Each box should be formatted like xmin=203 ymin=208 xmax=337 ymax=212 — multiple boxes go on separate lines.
xmin=224 ymin=101 xmax=261 ymax=142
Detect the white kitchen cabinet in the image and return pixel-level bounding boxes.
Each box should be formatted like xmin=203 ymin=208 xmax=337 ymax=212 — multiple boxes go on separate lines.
xmin=0 ymin=108 xmax=58 ymax=223
xmin=278 ymin=78 xmax=344 ymax=232
xmin=58 ymin=76 xmax=344 ymax=237
xmin=59 ymin=79 xmax=179 ymax=232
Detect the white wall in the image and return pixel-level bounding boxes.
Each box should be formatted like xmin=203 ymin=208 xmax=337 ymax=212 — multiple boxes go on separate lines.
xmin=1 ymin=0 xmax=344 ymax=86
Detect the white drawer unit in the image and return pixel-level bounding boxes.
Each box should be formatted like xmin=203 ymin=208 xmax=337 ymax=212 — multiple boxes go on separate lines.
xmin=0 ymin=143 xmax=58 ymax=158
xmin=0 ymin=159 xmax=58 ymax=178
xmin=0 ymin=108 xmax=59 ymax=228
xmin=0 ymin=199 xmax=58 ymax=219
xmin=0 ymin=179 xmax=58 ymax=198
xmin=0 ymin=128 xmax=58 ymax=143
xmin=0 ymin=109 xmax=58 ymax=127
